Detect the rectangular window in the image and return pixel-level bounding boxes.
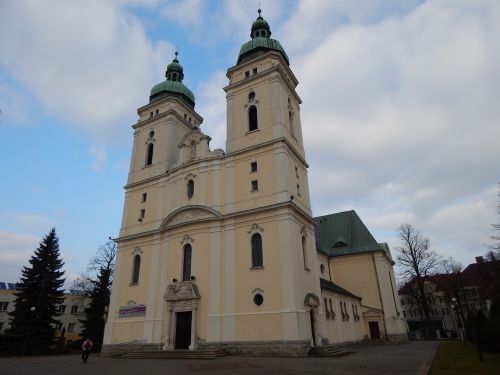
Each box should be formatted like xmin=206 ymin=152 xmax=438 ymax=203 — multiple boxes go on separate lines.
xmin=0 ymin=301 xmax=8 ymax=311
xmin=155 ymin=109 xmax=159 ymax=116
xmin=139 ymin=209 xmax=145 ymax=221
xmin=297 ymin=184 xmax=301 ymax=196
xmin=253 ymin=67 xmax=257 ymax=74
xmin=71 ymin=305 xmax=78 ymax=314
xmin=58 ymin=305 xmax=66 ymax=314
xmin=56 ymin=322 xmax=63 ymax=332
xmin=68 ymin=323 xmax=75 ymax=333
xmin=245 ymin=71 xmax=250 ymax=78
xmin=251 ymin=180 xmax=259 ymax=192
xmin=295 ymin=166 xmax=299 ymax=178
xmin=142 ymin=193 xmax=147 ymax=202
xmin=250 ymin=162 xmax=257 ymax=172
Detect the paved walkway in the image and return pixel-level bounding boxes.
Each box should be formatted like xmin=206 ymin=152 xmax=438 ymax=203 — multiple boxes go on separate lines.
xmin=0 ymin=341 xmax=439 ymax=375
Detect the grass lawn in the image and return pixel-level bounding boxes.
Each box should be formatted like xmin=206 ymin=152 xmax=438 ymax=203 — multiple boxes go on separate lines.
xmin=431 ymin=341 xmax=500 ymax=375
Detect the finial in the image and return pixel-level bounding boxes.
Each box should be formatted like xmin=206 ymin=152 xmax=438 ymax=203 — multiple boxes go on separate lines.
xmin=174 ymin=47 xmax=179 ymax=62
xmin=257 ymin=8 xmax=262 ymax=18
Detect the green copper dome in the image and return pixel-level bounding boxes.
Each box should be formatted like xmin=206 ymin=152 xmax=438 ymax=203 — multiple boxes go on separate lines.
xmin=237 ymin=9 xmax=289 ymax=65
xmin=150 ymin=52 xmax=195 ymax=108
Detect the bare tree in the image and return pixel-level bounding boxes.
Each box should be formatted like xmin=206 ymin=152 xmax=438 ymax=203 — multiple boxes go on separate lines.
xmin=72 ymin=241 xmax=116 ymax=295
xmin=396 ymin=224 xmax=441 ymax=338
xmin=490 ymin=183 xmax=500 ymax=251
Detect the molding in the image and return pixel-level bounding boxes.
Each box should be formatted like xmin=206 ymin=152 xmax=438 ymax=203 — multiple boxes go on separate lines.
xmin=180 ymin=234 xmax=194 ymax=245
xmin=159 ymin=205 xmax=223 ymax=230
xmin=131 ymin=247 xmax=143 ymax=256
xmin=247 ymin=223 xmax=264 ymax=235
xmin=115 ymin=201 xmax=314 ymax=243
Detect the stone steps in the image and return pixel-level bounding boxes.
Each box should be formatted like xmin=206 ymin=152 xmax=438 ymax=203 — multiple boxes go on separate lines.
xmin=309 ymin=346 xmax=350 ymax=357
xmin=119 ymin=349 xmax=226 ymax=360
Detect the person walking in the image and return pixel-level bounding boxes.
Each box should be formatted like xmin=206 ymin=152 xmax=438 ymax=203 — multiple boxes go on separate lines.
xmin=81 ymin=337 xmax=93 ymax=363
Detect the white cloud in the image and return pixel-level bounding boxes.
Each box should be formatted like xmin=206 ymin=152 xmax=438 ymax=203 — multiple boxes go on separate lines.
xmin=196 ymin=71 xmax=228 ymax=150
xmin=0 ymin=0 xmax=173 ymax=141
xmin=0 ymin=231 xmax=39 ymax=282
xmin=282 ymin=0 xmax=500 ymax=266
xmin=88 ymin=144 xmax=108 ymax=172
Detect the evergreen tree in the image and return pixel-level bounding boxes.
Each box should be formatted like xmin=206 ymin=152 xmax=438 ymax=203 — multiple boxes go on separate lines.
xmin=6 ymin=228 xmax=65 ymax=354
xmin=75 ymin=241 xmax=116 ymax=349
xmin=80 ymin=267 xmax=112 ymax=348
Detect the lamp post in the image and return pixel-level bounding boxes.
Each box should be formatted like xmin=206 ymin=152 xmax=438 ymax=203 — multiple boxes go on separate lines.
xmin=23 ymin=306 xmax=36 ymax=355
xmin=451 ymin=297 xmax=467 ymax=346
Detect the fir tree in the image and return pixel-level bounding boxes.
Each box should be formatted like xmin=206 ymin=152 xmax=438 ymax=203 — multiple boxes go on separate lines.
xmin=75 ymin=241 xmax=115 ymax=349
xmin=6 ymin=228 xmax=65 ymax=354
xmin=80 ymin=267 xmax=112 ymax=348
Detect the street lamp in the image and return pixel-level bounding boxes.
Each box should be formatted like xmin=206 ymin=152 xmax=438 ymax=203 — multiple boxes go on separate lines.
xmin=23 ymin=306 xmax=36 ymax=355
xmin=451 ymin=297 xmax=467 ymax=346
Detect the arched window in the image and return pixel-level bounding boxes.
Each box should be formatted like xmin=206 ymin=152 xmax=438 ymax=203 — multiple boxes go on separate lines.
xmin=146 ymin=143 xmax=154 ymax=166
xmin=182 ymin=244 xmax=192 ymax=281
xmin=187 ymin=179 xmax=194 ymax=199
xmin=302 ymin=235 xmax=308 ymax=269
xmin=251 ymin=233 xmax=263 ymax=268
xmin=248 ymin=106 xmax=258 ymax=131
xmin=289 ymin=111 xmax=294 ymax=135
xmin=132 ymin=255 xmax=141 ymax=284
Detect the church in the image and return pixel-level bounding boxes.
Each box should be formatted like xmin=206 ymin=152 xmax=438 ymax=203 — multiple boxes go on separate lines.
xmin=103 ymin=10 xmax=406 ymax=356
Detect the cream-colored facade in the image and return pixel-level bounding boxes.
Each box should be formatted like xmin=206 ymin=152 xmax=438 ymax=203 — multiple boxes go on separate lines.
xmin=103 ymin=12 xmax=406 ymax=355
xmin=0 ymin=283 xmax=89 ymax=343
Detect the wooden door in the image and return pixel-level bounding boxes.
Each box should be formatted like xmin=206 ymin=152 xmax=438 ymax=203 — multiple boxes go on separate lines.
xmin=369 ymin=321 xmax=381 ymax=339
xmin=175 ymin=311 xmax=192 ymax=349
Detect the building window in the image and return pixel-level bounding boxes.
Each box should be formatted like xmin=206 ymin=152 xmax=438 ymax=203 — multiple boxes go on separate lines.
xmin=302 ymin=235 xmax=308 ymax=269
xmin=68 ymin=323 xmax=76 ymax=333
xmin=187 ymin=179 xmax=194 ymax=199
xmin=324 ymin=298 xmax=328 ymax=315
xmin=0 ymin=302 xmax=8 ymax=311
xmin=289 ymin=111 xmax=294 ymax=135
xmin=248 ymin=105 xmax=258 ymax=131
xmin=71 ymin=305 xmax=78 ymax=314
xmin=56 ymin=322 xmax=63 ymax=332
xmin=245 ymin=71 xmax=250 ymax=78
xmin=142 ymin=193 xmax=147 ymax=202
xmin=297 ymin=184 xmax=301 ymax=196
xmin=146 ymin=143 xmax=154 ymax=166
xmin=248 ymin=91 xmax=255 ymax=101
xmin=149 ymin=130 xmax=155 ymax=138
xmin=253 ymin=293 xmax=264 ymax=306
xmin=132 ymin=254 xmax=141 ymax=284
xmin=320 ymin=264 xmax=325 ymax=276
xmin=253 ymin=67 xmax=257 ymax=74
xmin=250 ymin=161 xmax=257 ymax=172
xmin=149 ymin=112 xmax=153 ymax=118
xmin=329 ymin=299 xmax=334 ymax=319
xmin=139 ymin=209 xmax=145 ymax=221
xmin=251 ymin=233 xmax=263 ymax=268
xmin=58 ymin=305 xmax=66 ymax=314
xmin=295 ymin=166 xmax=299 ymax=178
xmin=182 ymin=244 xmax=192 ymax=281
xmin=155 ymin=109 xmax=159 ymax=116
xmin=251 ymin=180 xmax=259 ymax=192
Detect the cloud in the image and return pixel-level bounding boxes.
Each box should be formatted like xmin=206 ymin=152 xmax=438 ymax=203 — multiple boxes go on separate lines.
xmin=196 ymin=71 xmax=228 ymax=150
xmin=88 ymin=144 xmax=108 ymax=172
xmin=280 ymin=0 xmax=500 ymax=266
xmin=0 ymin=0 xmax=173 ymax=141
xmin=0 ymin=231 xmax=39 ymax=282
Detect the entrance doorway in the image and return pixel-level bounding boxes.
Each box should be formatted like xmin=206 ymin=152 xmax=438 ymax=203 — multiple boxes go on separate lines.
xmin=175 ymin=311 xmax=192 ymax=349
xmin=369 ymin=321 xmax=381 ymax=339
xmin=309 ymin=309 xmax=317 ymax=347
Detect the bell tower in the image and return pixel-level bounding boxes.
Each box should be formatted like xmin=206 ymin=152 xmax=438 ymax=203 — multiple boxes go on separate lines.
xmin=225 ymin=9 xmax=305 ymax=160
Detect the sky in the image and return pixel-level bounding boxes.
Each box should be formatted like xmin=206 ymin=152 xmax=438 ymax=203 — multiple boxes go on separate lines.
xmin=0 ymin=0 xmax=499 ymax=286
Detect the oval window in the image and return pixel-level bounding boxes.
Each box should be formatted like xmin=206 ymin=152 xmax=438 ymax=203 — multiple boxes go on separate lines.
xmin=253 ymin=293 xmax=264 ymax=306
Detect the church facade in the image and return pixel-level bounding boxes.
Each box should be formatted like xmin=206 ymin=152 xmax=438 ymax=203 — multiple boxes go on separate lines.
xmin=103 ymin=11 xmax=406 ymax=356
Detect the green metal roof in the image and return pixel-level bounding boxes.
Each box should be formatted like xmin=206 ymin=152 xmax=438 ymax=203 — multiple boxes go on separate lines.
xmin=320 ymin=278 xmax=361 ymax=299
xmin=237 ymin=9 xmax=289 ymax=66
xmin=314 ymin=210 xmax=391 ymax=259
xmin=149 ymin=52 xmax=195 ymax=108
xmin=150 ymin=80 xmax=195 ymax=107
xmin=238 ymin=37 xmax=289 ymax=65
